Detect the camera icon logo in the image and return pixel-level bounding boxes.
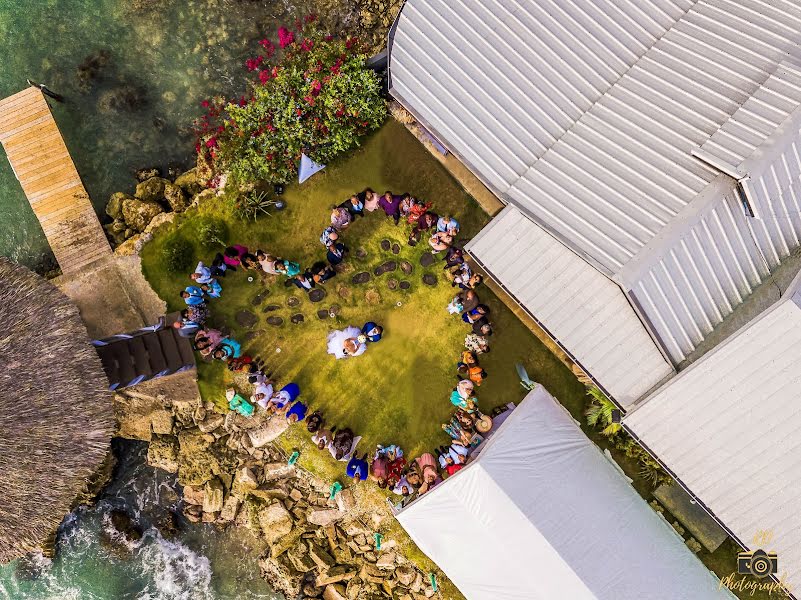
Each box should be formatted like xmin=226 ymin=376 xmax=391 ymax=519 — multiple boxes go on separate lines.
xmin=737 ymin=548 xmax=778 ymax=579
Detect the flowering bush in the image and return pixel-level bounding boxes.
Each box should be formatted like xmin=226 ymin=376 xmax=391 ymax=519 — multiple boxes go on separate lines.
xmin=195 ymin=17 xmax=387 ymax=185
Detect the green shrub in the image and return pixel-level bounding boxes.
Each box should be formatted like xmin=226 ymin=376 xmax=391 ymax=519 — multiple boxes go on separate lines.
xmin=162 ymin=233 xmax=194 ymax=272
xmin=196 ymin=217 xmax=228 ymax=248
xmin=231 ymin=190 xmax=279 ymax=222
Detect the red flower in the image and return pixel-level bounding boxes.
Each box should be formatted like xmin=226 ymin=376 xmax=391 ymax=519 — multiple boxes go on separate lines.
xmin=300 ymin=38 xmax=314 ymax=52
xmin=271 ymin=66 xmax=279 ymax=78
xmin=296 ymin=108 xmax=303 ymax=116
xmin=310 ymin=79 xmax=322 ymax=96
xmin=245 ymin=56 xmax=264 ymax=71
xmin=259 ymin=39 xmax=276 ymax=58
xmin=200 ymin=99 xmax=210 ymax=108
xmin=304 ymin=95 xmax=315 ymax=106
xmin=304 ymin=14 xmax=317 ymax=23
xmin=238 ymin=96 xmax=247 ymax=107
xmin=205 ymin=137 xmax=218 ymax=148
xmin=325 ymin=35 xmax=333 ymax=41
xmin=278 ymin=27 xmax=295 ymax=48
xmin=194 ymin=142 xmax=201 ymax=153
xmin=335 ymin=108 xmax=345 ymax=117
xmin=345 ymin=37 xmax=358 ymax=50
xmin=259 ymin=69 xmax=271 ymax=84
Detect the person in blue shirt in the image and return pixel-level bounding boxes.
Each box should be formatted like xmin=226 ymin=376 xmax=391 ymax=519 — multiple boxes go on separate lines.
xmin=361 ymin=322 xmax=383 ymax=343
xmin=211 ymin=337 xmax=242 ymax=360
xmin=339 ymin=195 xmax=364 ymax=218
xmin=180 ymin=285 xmax=206 ymax=306
xmin=346 ymin=453 xmax=369 ymax=481
xmin=436 ymin=215 xmax=460 ymax=235
xmin=286 ymin=400 xmax=307 ymax=424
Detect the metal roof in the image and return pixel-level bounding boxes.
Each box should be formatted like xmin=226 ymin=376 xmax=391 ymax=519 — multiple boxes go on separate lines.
xmin=624 ymin=273 xmax=801 ymax=593
xmin=466 ymin=206 xmax=674 ymax=407
xmin=391 ymin=0 xmax=801 ymax=365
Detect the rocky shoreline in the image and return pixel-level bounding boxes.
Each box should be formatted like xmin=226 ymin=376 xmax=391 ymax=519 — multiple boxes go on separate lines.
xmin=114 ymin=381 xmax=440 ymax=600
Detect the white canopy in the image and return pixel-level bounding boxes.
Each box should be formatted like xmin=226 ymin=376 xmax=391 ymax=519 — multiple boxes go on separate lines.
xmin=397 ymin=386 xmax=729 ymax=600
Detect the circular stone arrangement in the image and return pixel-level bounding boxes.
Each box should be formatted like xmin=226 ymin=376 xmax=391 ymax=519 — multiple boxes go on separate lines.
xmin=399 ymin=280 xmax=411 ymax=290
xmin=308 ymin=288 xmax=326 ymax=302
xmin=391 ymin=243 xmax=401 ymax=255
xmin=374 ymin=261 xmax=397 ymax=276
xmin=251 ymin=291 xmax=269 ymax=306
xmin=380 ymin=239 xmax=391 ymax=251
xmin=387 ymin=278 xmax=399 ymax=290
xmin=400 ymin=260 xmax=413 ymax=275
xmin=291 ymin=313 xmax=305 ymax=324
xmin=317 ymin=309 xmax=330 ymax=320
xmin=235 ymin=310 xmax=258 ymax=329
xmin=422 ymin=274 xmax=438 ymax=286
xmin=419 ymin=253 xmax=437 ymax=268
xmin=352 ymin=272 xmax=371 ymax=284
xmin=262 ymin=304 xmax=281 ymax=313
xmin=286 ymin=296 xmax=301 ymax=307
xmin=266 ymin=316 xmax=284 ymax=326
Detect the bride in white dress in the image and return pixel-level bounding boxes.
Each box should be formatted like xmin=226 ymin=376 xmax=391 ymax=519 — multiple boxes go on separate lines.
xmin=326 ymin=326 xmax=367 ymax=359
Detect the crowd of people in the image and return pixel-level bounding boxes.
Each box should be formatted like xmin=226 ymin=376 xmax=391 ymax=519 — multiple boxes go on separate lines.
xmin=168 ymin=185 xmax=503 ymax=510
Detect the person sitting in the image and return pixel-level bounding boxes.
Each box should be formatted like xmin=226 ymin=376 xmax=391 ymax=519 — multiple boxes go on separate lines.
xmin=320 ymin=226 xmax=339 ymax=248
xmin=458 ymin=290 xmax=480 ymax=313
xmin=370 ymin=454 xmax=389 ymax=488
xmin=346 ymin=453 xmax=369 ymax=481
xmin=256 ymin=251 xmax=279 ymax=275
xmin=194 ymin=328 xmax=223 ymax=357
xmin=398 ymin=194 xmax=414 ymax=221
xmin=222 ymin=244 xmax=249 ymax=270
xmin=267 ymin=382 xmax=301 ymax=413
xmin=274 ymin=259 xmax=301 ymax=277
xmin=326 ymin=241 xmax=348 ymax=266
xmin=329 ymin=427 xmax=360 ymax=461
xmin=436 ymin=444 xmax=468 ymax=477
xmin=211 ymin=336 xmax=242 ymax=360
xmin=378 ymin=191 xmax=402 ymax=224
xmin=312 ymin=424 xmax=334 ymax=449
xmin=285 ymin=270 xmax=316 ymax=291
xmin=465 ymin=332 xmax=490 ymax=355
xmin=210 ymin=253 xmax=229 ymax=277
xmin=202 ymin=279 xmax=222 ymax=299
xmin=191 ymin=261 xmax=216 ymax=285
xmin=359 ymin=187 xmax=380 ymax=212
xmin=250 ymin=374 xmax=275 ymax=409
xmin=173 ymin=310 xmax=202 ymax=338
xmin=306 ymin=410 xmax=324 ymax=433
xmin=226 ymin=388 xmax=254 ymax=417
xmin=406 ymin=197 xmax=432 ymax=225
xmin=310 ymin=261 xmax=336 ymax=284
xmin=428 ymin=231 xmax=453 ymax=254
xmin=471 ymin=318 xmax=493 ymax=337
xmin=180 ymin=285 xmax=206 ymax=306
xmin=436 ymin=215 xmax=460 ymax=235
xmin=408 ymin=211 xmax=439 ymax=246
xmin=285 ymin=400 xmax=307 ymax=423
xmin=392 ymin=475 xmax=416 ymax=500
xmin=453 ymin=266 xmax=483 ymax=290
xmin=450 ymin=379 xmax=476 ymax=411
xmin=415 ymin=454 xmax=443 ymax=494
xmin=361 ymin=322 xmax=383 ymax=343
xmin=183 ymin=304 xmax=209 ymax=327
xmin=462 ymin=304 xmax=490 ymax=325
xmin=339 ymin=195 xmax=365 ymax=218
xmin=241 ymin=253 xmax=261 ymax=270
xmin=375 ymin=444 xmax=403 ymax=462
xmin=457 ymin=351 xmax=488 ymax=386
xmin=330 ymin=206 xmax=352 ymax=230
xmin=444 ymin=246 xmax=465 ymax=269
xmin=228 ymin=355 xmax=262 ymax=375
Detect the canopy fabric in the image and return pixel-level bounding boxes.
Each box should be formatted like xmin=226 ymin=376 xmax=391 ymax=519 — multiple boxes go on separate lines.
xmin=397 ymin=386 xmax=729 ymax=600
xmin=298 ymin=153 xmax=325 ymax=183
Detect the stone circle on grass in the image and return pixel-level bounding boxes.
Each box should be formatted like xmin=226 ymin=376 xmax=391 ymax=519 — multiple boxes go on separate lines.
xmin=392 ymin=243 xmax=400 ymax=255
xmin=355 ymin=247 xmax=368 ymax=259
xmin=399 ymin=280 xmax=411 ymax=290
xmin=329 ymin=304 xmax=341 ymax=315
xmin=317 ymin=309 xmax=330 ymax=320
xmin=251 ymin=291 xmax=269 ymax=306
xmin=244 ymin=330 xmax=263 ymax=342
xmin=422 ymin=274 xmax=438 ymax=286
xmin=286 ymin=296 xmax=300 ymax=307
xmin=266 ymin=316 xmax=284 ymax=327
xmin=351 ymin=272 xmax=371 ymax=284
xmin=419 ymin=253 xmax=437 ymax=267
xmin=380 ymin=239 xmax=391 ymax=251
xmin=400 ymin=260 xmax=413 ymax=275
xmin=235 ymin=310 xmax=258 ymax=329
xmin=290 ymin=314 xmax=305 ymax=324
xmin=387 ymin=278 xmax=399 ymax=290
xmin=308 ymin=288 xmax=326 ymax=302
xmin=374 ymin=261 xmax=397 ymax=276
xmin=262 ymin=304 xmax=280 ymax=313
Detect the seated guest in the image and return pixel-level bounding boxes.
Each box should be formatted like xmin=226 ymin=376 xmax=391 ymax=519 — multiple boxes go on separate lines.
xmin=201 ymin=280 xmax=222 ymax=299
xmin=409 ymin=211 xmax=439 ymax=246
xmin=415 ymin=454 xmax=443 ymax=494
xmin=329 ymin=427 xmax=360 ymax=461
xmin=222 ymin=244 xmax=249 ymax=269
xmin=250 ymin=374 xmax=275 ymax=409
xmin=194 ymin=328 xmax=223 ymax=357
xmin=180 ymin=285 xmax=206 ymax=306
xmin=436 ymin=215 xmax=460 ymax=235
xmin=407 ymin=197 xmax=432 ymax=225
xmin=347 ymin=453 xmax=370 ymax=481
xmin=359 ymin=187 xmax=381 ymax=212
xmin=310 ymin=261 xmax=336 ymax=284
xmin=458 ymin=290 xmax=480 ymax=313
xmin=227 ymin=355 xmax=261 ymax=375
xmin=226 ymin=388 xmax=254 ymax=417
xmin=392 ymin=475 xmax=415 ymax=498
xmin=327 ymin=241 xmax=348 ymax=266
xmin=453 ymin=266 xmax=483 ymax=290
xmin=387 ymin=456 xmax=407 ymax=488
xmin=436 ymin=443 xmax=469 ymax=474
xmin=331 ymin=206 xmax=352 ymax=230
xmin=428 ymin=231 xmax=453 ymax=254
xmin=398 ymin=194 xmax=414 ymax=221
xmin=378 ymin=191 xmax=402 ymax=224
xmin=370 ymin=454 xmax=389 ymax=488
xmin=256 ymin=251 xmax=279 ymax=275
xmin=472 ymin=318 xmax=493 ymax=337
xmin=444 ymin=246 xmax=465 ymax=269
xmin=339 ymin=195 xmax=364 ymax=218
xmin=185 ymin=304 xmax=209 ymax=326
xmin=285 ymin=270 xmax=316 ymax=291
xmin=375 ymin=444 xmax=403 ymax=461
xmin=173 ymin=309 xmax=203 ymax=338
xmin=457 ymin=352 xmax=488 ymax=386
xmin=320 ymin=226 xmax=339 ymax=248
xmin=462 ymin=304 xmax=490 ymax=325
xmin=268 ymin=382 xmax=301 ymax=413
xmin=361 ymin=322 xmax=383 ymax=343
xmin=274 ymin=259 xmax=301 ymax=277
xmin=211 ymin=337 xmax=242 ymax=360
xmin=285 ymin=400 xmax=307 ymax=423
xmin=306 ymin=410 xmax=324 ymax=433
xmin=191 ymin=261 xmax=216 ymax=284
xmin=312 ymin=425 xmax=334 ymax=449
xmin=465 ymin=332 xmax=490 ymax=355
xmin=241 ymin=253 xmax=261 ymax=270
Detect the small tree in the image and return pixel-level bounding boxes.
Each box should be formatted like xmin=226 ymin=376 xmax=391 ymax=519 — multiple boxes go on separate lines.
xmin=195 ymin=16 xmax=387 ymax=185
xmin=584 ymin=386 xmax=621 ymax=437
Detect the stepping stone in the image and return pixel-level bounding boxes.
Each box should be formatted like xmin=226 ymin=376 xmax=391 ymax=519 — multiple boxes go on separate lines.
xmin=419 ymin=253 xmax=437 ymax=267
xmin=251 ymin=291 xmax=269 ymax=306
xmin=235 ymin=310 xmax=258 ymax=329
xmin=262 ymin=304 xmax=281 ymax=313
xmin=244 ymin=330 xmax=264 ymax=342
xmin=422 ymin=274 xmax=438 ymax=286
xmin=355 ymin=247 xmax=368 ymax=259
xmin=329 ymin=304 xmax=341 ymax=315
xmin=290 ymin=314 xmax=305 ymax=324
xmin=352 ymin=272 xmax=371 ymax=284
xmin=287 ymin=296 xmax=301 ymax=307
xmin=365 ymin=290 xmax=382 ymax=305
xmin=387 ymin=278 xmax=399 ymax=290
xmin=374 ymin=261 xmax=397 ymax=276
xmin=400 ymin=260 xmax=413 ymax=275
xmin=399 ymin=280 xmax=411 ymax=290
xmin=380 ymin=239 xmax=391 ymax=251
xmin=317 ymin=309 xmax=330 ymax=320
xmin=309 ymin=288 xmax=326 ymax=302
xmin=266 ymin=316 xmax=284 ymax=327
xmin=337 ymin=286 xmax=352 ymax=299
xmin=392 ymin=243 xmax=400 ymax=255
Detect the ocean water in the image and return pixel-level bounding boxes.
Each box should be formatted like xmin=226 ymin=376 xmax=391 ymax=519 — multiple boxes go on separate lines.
xmin=0 ymin=440 xmax=280 ymax=600
xmin=0 ymin=0 xmax=313 ymax=270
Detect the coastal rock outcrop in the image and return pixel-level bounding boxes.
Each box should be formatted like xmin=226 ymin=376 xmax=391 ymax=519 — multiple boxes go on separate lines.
xmin=121 ymin=197 xmax=164 ymax=232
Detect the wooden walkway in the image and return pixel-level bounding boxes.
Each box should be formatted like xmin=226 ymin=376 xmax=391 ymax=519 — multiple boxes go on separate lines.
xmin=0 ymin=87 xmax=110 ymax=274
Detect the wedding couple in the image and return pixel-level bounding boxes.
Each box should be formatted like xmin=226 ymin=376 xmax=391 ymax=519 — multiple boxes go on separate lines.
xmin=326 ymin=321 xmax=383 ymax=359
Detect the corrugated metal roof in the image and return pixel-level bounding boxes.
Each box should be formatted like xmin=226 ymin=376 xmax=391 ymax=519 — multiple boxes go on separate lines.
xmin=465 ymin=206 xmax=674 ymax=407
xmin=624 ymin=279 xmax=801 ymax=592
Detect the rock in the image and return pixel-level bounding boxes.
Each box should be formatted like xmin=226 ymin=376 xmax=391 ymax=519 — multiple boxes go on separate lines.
xmin=351 ymin=272 xmax=371 ymax=284
xmin=422 ymin=274 xmax=437 ymax=286
xmin=266 ymin=316 xmax=284 ymax=326
xmin=323 ymin=584 xmax=348 ymax=600
xmin=259 ymin=556 xmax=304 ymax=599
xmin=259 ymin=502 xmax=294 ymax=543
xmin=109 ymin=509 xmax=143 ymax=542
xmin=144 ymin=211 xmax=176 ymax=234
xmin=329 ymin=304 xmax=341 ymax=315
xmin=121 ymin=197 xmax=164 ymax=232
xmin=183 ymin=504 xmax=202 ymax=523
xmin=135 ymin=167 xmax=161 ymax=182
xmin=164 ymin=182 xmax=189 ymax=212
xmin=363 ymin=552 xmax=377 ymax=563
xmin=150 ymin=409 xmax=173 ymax=435
xmin=262 ymin=304 xmax=281 ymax=312
xmin=147 ymin=435 xmax=179 ymax=473
xmin=395 ymin=565 xmax=416 ymax=587
xmin=233 ymin=467 xmax=259 ymax=496
xmin=303 ymin=581 xmax=324 ymax=597
xmin=376 ymin=552 xmax=396 ymax=570
xmin=106 ymin=192 xmax=132 ymax=219
xmin=198 ymin=413 xmax=225 ymax=433
xmin=387 ymin=278 xmax=398 ymax=290
xmin=289 ymin=488 xmax=303 ymax=502
xmin=309 ymin=543 xmax=336 ymax=569
xmin=202 ymin=478 xmax=225 ymax=513
xmin=399 ymin=281 xmax=411 ymax=290
xmin=263 ymin=462 xmax=296 ymax=481
xmin=308 ymin=508 xmax=345 ymax=527
xmin=173 ymin=168 xmax=204 ymax=196
xmin=374 ymin=261 xmax=397 ymax=275
xmin=424 ymin=585 xmax=436 ymax=597
xmin=248 ymin=421 xmax=289 ymax=448
xmin=251 ymin=291 xmax=269 ymax=306
xmin=410 ymin=572 xmax=423 ymax=593
xmin=346 ymin=578 xmax=363 ymax=600
xmin=219 ymin=495 xmax=241 ymax=522
xmin=98 ymin=84 xmax=147 ymax=113
xmin=287 ymin=296 xmax=301 ymax=307
xmin=182 ymin=484 xmax=205 ymax=505
xmin=356 ymin=247 xmax=368 ymax=259
xmin=419 ymin=253 xmax=436 ymax=267
xmin=392 ymin=243 xmax=400 ymax=255
xmin=134 ymin=176 xmax=169 ymax=202
xmin=235 ymin=310 xmax=258 ymax=328
xmin=380 ymin=239 xmax=391 ymax=251
xmin=272 ymin=526 xmax=307 ymax=560
xmin=309 ymin=288 xmax=326 ymax=302
xmin=289 ymin=547 xmax=318 ymax=573
xmin=317 ymin=566 xmax=357 ymax=587
xmin=400 ymin=260 xmax=413 ymax=275
xmin=317 ymin=309 xmax=331 ymax=319
xmin=250 ymin=486 xmax=289 ymax=502
xmin=335 ymin=489 xmax=356 ymax=513
xmin=291 ymin=313 xmax=305 ymax=324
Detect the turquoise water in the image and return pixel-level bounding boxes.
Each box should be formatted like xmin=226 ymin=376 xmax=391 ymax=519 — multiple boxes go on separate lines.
xmin=0 ymin=0 xmax=314 ymax=270
xmin=0 ymin=440 xmax=280 ymax=600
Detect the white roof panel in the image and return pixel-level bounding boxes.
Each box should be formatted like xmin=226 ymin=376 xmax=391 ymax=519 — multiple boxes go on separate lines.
xmin=466 ymin=206 xmax=673 ymax=406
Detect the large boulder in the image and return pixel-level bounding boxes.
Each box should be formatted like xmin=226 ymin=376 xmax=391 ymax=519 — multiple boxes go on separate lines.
xmin=164 ymin=182 xmax=189 ymax=212
xmin=248 ymin=419 xmax=289 ymax=448
xmin=147 ymin=435 xmax=179 ymax=473
xmin=232 ymin=466 xmax=259 ymax=496
xmin=173 ymin=168 xmax=204 ymax=196
xmin=106 ymin=192 xmax=133 ymax=220
xmin=122 ymin=197 xmax=164 ymax=232
xmin=197 ymin=413 xmax=225 ymax=433
xmin=308 ymin=508 xmax=345 ymax=527
xmin=259 ymin=556 xmax=304 ymax=599
xmin=134 ymin=176 xmax=170 ymax=202
xmin=258 ymin=502 xmax=294 ymax=543
xmin=143 ymin=211 xmax=176 ymax=234
xmin=202 ymin=478 xmax=225 ymax=513
xmin=322 ymin=584 xmax=347 ymax=600
xmin=219 ymin=495 xmax=241 ymax=522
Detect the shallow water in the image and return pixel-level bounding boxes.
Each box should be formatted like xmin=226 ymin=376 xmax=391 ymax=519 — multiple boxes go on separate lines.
xmin=0 ymin=440 xmax=279 ymax=600
xmin=0 ymin=0 xmax=314 ymax=270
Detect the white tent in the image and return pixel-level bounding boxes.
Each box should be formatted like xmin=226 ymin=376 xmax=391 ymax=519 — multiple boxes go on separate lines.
xmin=396 ymin=386 xmax=729 ymax=600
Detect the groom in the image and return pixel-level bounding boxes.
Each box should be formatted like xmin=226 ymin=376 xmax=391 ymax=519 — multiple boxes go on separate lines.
xmin=361 ymin=322 xmax=383 ymax=343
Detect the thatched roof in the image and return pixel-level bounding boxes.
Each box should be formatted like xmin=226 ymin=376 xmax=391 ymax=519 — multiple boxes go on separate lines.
xmin=0 ymin=258 xmax=113 ymax=562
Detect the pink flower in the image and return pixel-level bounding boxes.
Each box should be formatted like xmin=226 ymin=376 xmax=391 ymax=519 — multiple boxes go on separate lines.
xmin=304 ymin=95 xmax=315 ymax=106
xmin=245 ymin=56 xmax=263 ymax=71
xmin=310 ymin=79 xmax=322 ymax=96
xmin=278 ymin=27 xmax=295 ymax=48
xmin=200 ymin=99 xmax=210 ymax=108
xmin=259 ymin=38 xmax=276 ymax=57
xmin=300 ymin=38 xmax=314 ymax=52
xmin=205 ymin=137 xmax=218 ymax=148
xmin=259 ymin=69 xmax=271 ymax=85
xmin=325 ymin=35 xmax=333 ymax=41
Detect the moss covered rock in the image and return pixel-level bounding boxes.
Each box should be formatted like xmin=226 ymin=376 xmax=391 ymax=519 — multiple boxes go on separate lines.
xmin=122 ymin=198 xmax=164 ymax=232
xmin=164 ymin=182 xmax=189 ymax=212
xmin=173 ymin=168 xmax=204 ymax=196
xmin=147 ymin=435 xmax=179 ymax=473
xmin=106 ymin=192 xmax=133 ymax=219
xmin=134 ymin=176 xmax=170 ymax=202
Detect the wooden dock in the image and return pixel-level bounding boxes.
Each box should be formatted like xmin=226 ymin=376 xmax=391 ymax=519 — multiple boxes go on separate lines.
xmin=0 ymin=87 xmax=110 ymax=274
